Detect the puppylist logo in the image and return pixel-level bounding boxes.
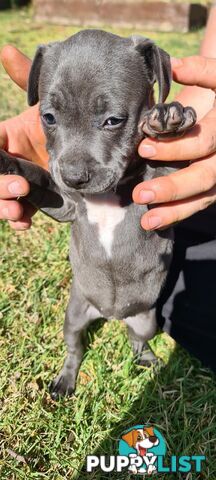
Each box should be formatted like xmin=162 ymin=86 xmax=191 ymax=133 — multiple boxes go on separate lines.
xmin=86 ymin=424 xmax=206 ymax=475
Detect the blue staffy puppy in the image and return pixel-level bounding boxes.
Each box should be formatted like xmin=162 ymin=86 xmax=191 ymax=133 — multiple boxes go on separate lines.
xmin=0 ymin=30 xmax=196 ymax=399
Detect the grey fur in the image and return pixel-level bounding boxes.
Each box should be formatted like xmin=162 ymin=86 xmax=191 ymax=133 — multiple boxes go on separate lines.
xmin=0 ymin=30 xmax=196 ymax=398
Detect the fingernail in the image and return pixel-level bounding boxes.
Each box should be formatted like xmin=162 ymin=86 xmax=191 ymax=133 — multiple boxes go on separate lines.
xmin=2 ymin=207 xmax=9 ymax=218
xmin=148 ymin=216 xmax=162 ymax=229
xmin=8 ymin=181 xmax=24 ymax=195
xmin=139 ymin=190 xmax=155 ymax=203
xmin=140 ymin=144 xmax=157 ymax=157
xmin=171 ymin=57 xmax=183 ymax=68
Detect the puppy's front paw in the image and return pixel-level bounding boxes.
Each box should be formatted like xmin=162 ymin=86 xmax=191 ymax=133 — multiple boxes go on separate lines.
xmin=49 ymin=373 xmax=75 ymax=400
xmin=141 ymin=101 xmax=196 ymax=139
xmin=0 ymin=149 xmax=19 ymax=175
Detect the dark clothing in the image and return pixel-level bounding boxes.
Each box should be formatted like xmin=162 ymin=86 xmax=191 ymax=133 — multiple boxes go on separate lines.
xmin=158 ymin=204 xmax=216 ymax=372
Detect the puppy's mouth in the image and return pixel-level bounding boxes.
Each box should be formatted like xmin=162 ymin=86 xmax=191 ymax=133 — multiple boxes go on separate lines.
xmin=79 ymin=180 xmax=117 ymax=194
xmin=138 ymin=446 xmax=147 ymax=456
xmin=61 ymin=170 xmax=118 ymax=195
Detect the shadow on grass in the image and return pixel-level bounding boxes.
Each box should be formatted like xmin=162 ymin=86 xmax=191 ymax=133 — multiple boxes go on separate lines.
xmin=73 ymin=346 xmax=215 ymax=480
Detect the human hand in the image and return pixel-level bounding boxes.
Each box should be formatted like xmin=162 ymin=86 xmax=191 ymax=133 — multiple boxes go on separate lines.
xmin=133 ymin=56 xmax=216 ymax=230
xmin=0 ymin=46 xmax=48 ymax=229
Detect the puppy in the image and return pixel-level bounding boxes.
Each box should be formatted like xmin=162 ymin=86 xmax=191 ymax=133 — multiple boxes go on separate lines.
xmin=0 ymin=30 xmax=196 ymax=398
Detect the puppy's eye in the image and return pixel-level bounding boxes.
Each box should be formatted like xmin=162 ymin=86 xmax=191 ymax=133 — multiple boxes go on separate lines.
xmin=103 ymin=117 xmax=126 ymax=129
xmin=42 ymin=113 xmax=56 ymax=126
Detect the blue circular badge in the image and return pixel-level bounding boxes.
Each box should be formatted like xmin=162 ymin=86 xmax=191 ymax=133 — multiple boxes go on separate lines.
xmin=118 ymin=425 xmax=166 ymax=475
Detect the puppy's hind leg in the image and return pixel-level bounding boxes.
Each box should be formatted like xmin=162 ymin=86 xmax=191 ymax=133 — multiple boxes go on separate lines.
xmin=49 ymin=282 xmax=101 ymax=399
xmin=124 ymin=309 xmax=158 ymax=367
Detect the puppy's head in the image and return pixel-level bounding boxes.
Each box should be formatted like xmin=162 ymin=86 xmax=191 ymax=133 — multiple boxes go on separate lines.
xmin=28 ymin=30 xmax=171 ymax=195
xmin=122 ymin=427 xmax=159 ymax=452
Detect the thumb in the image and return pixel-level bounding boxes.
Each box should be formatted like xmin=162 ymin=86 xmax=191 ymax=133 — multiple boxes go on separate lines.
xmin=0 ymin=45 xmax=32 ymax=91
xmin=171 ymin=55 xmax=216 ymax=90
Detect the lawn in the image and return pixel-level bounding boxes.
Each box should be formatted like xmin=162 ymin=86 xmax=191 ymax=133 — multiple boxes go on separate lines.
xmin=0 ymin=7 xmax=215 ymax=480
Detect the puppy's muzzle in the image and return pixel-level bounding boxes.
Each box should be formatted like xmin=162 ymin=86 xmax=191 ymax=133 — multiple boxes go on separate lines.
xmin=60 ymin=164 xmax=89 ymax=189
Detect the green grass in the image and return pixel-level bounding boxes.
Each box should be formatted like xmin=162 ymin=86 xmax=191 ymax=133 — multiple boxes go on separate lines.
xmin=0 ymin=7 xmax=215 ymax=480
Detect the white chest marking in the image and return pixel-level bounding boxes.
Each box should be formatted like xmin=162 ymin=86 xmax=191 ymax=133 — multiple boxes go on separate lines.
xmin=84 ymin=193 xmax=126 ymax=257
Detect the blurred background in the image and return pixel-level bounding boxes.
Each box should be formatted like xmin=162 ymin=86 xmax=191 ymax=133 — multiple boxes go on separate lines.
xmin=0 ymin=0 xmax=211 ymax=32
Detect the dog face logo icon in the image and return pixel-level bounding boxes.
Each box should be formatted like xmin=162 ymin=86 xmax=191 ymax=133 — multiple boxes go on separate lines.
xmin=119 ymin=425 xmax=166 ymax=475
xmin=122 ymin=426 xmax=159 ymax=456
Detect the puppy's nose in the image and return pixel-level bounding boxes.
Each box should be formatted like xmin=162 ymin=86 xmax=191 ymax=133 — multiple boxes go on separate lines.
xmin=149 ymin=436 xmax=157 ymax=443
xmin=64 ymin=172 xmax=89 ymax=188
xmin=60 ymin=165 xmax=89 ymax=188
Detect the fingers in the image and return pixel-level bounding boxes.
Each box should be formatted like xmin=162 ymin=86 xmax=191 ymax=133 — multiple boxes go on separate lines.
xmin=135 ymin=54 xmax=216 ymax=229
xmin=0 ymin=175 xmax=30 ymax=199
xmin=8 ymin=202 xmax=36 ymax=230
xmin=0 ymin=175 xmax=34 ymax=229
xmin=139 ymin=186 xmax=216 ymax=231
xmin=133 ymin=156 xmax=216 ymax=205
xmin=171 ymin=55 xmax=216 ymax=89
xmin=139 ymin=108 xmax=216 ymax=161
xmin=0 ymin=45 xmax=31 ymax=91
xmin=8 ymin=218 xmax=32 ymax=230
xmin=133 ymin=155 xmax=216 ymax=230
xmin=0 ymin=199 xmax=24 ymax=221
xmin=1 ymin=201 xmax=36 ymax=230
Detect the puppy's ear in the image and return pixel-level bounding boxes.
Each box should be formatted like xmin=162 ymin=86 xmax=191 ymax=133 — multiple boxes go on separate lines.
xmin=144 ymin=427 xmax=154 ymax=437
xmin=132 ymin=36 xmax=171 ymax=103
xmin=122 ymin=430 xmax=138 ymax=448
xmin=28 ymin=45 xmax=46 ymax=106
